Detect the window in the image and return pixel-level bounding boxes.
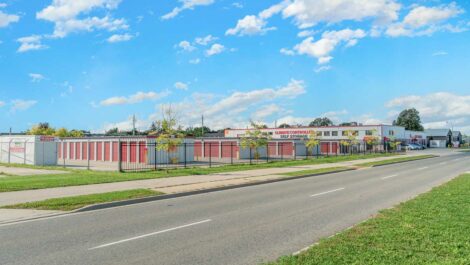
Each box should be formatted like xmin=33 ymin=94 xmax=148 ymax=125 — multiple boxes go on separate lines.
xmin=342 ymin=131 xmax=348 ymax=136
xmin=316 ymin=131 xmax=322 ymax=136
xmin=332 ymin=131 xmax=338 ymax=136
xmin=324 ymin=131 xmax=331 ymax=136
xmin=366 ymin=130 xmax=373 ymax=136
xmin=389 ymin=130 xmax=395 ymax=136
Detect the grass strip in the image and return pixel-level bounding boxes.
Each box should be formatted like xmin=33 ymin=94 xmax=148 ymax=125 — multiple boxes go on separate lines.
xmin=268 ymin=174 xmax=470 ymax=265
xmin=283 ymin=167 xmax=351 ymax=177
xmin=0 ymin=153 xmax=398 ymax=193
xmin=2 ymin=189 xmax=163 ymax=211
xmin=356 ymin=155 xmax=436 ymax=167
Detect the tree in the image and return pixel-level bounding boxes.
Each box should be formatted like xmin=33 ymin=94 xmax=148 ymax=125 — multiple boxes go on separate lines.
xmin=27 ymin=122 xmax=55 ymax=135
xmin=105 ymin=128 xmax=120 ymax=136
xmin=339 ymin=122 xmax=358 ymax=126
xmin=185 ymin=126 xmax=211 ymax=137
xmin=304 ymin=131 xmax=320 ymax=156
xmin=309 ymin=117 xmax=334 ymax=127
xmin=156 ymin=106 xmax=184 ymax=164
xmin=393 ymin=108 xmax=424 ymax=131
xmin=278 ymin=123 xmax=291 ymax=128
xmin=340 ymin=130 xmax=359 ymax=154
xmin=240 ymin=121 xmax=271 ymax=161
xmin=54 ymin=128 xmax=69 ymax=137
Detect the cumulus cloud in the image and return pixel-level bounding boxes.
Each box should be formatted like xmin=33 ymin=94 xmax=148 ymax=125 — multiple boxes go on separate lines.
xmin=189 ymin=58 xmax=201 ymax=64
xmin=386 ymin=2 xmax=464 ymax=37
xmin=0 ymin=4 xmax=20 ymax=27
xmin=252 ymin=104 xmax=283 ymax=120
xmin=17 ymin=35 xmax=48 ymax=53
xmin=107 ymin=33 xmax=134 ymax=43
xmin=10 ymin=100 xmax=37 ymax=112
xmin=29 ymin=73 xmax=46 ymax=82
xmin=100 ymin=91 xmax=170 ymax=106
xmin=386 ymin=92 xmax=470 ymax=133
xmin=178 ymin=40 xmax=196 ymax=52
xmin=162 ymin=0 xmax=215 ymax=20
xmin=36 ymin=0 xmax=128 ymax=38
xmin=294 ymin=28 xmax=366 ymax=64
xmin=195 ymin=34 xmax=218 ymax=45
xmin=174 ymin=82 xmax=189 ymax=90
xmin=205 ymin=43 xmax=225 ymax=56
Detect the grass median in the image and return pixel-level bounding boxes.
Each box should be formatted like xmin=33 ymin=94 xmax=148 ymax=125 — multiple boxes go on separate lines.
xmin=3 ymin=189 xmax=163 ymax=211
xmin=268 ymin=173 xmax=470 ymax=265
xmin=0 ymin=153 xmax=397 ymax=193
xmin=356 ymin=154 xmax=436 ymax=167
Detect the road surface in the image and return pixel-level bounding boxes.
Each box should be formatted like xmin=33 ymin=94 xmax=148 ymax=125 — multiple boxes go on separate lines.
xmin=1 ymin=152 xmax=469 ymax=265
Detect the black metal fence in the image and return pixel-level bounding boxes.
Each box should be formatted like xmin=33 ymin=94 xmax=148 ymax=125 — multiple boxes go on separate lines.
xmin=119 ymin=140 xmax=404 ymax=172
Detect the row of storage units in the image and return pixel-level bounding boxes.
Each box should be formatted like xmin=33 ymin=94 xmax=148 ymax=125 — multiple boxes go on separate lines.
xmin=58 ymin=137 xmax=194 ymax=170
xmin=193 ymin=139 xmax=348 ymax=160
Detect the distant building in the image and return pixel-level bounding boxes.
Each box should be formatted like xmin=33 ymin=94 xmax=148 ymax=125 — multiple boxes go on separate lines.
xmin=451 ymin=131 xmax=463 ymax=147
xmin=425 ymin=129 xmax=452 ymax=148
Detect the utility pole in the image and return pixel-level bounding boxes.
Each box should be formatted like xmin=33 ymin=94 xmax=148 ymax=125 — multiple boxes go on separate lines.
xmin=132 ymin=115 xmax=136 ymax=136
xmin=201 ymin=115 xmax=204 ymax=137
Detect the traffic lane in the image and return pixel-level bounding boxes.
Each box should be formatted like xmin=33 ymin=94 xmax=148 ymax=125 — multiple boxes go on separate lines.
xmin=1 ymin=154 xmax=468 ymax=262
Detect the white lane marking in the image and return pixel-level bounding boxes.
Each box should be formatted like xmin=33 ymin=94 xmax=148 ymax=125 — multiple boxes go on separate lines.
xmin=310 ymin=188 xmax=345 ymax=198
xmin=89 ymin=219 xmax=212 ymax=250
xmin=381 ymin=174 xmax=398 ymax=180
xmin=417 ymin=167 xmax=429 ymax=170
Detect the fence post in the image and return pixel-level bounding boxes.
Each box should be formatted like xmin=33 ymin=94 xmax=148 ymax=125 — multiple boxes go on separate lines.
xmin=184 ymin=143 xmax=187 ymax=168
xmin=280 ymin=144 xmax=283 ymax=161
xmin=154 ymin=142 xmax=157 ymax=171
xmin=316 ymin=145 xmax=319 ymax=159
xmin=209 ymin=143 xmax=212 ymax=168
xmin=87 ymin=139 xmax=90 ymax=170
xmin=294 ymin=143 xmax=297 ymax=161
xmin=306 ymin=146 xmax=309 ymax=160
xmin=63 ymin=140 xmax=66 ymax=168
xmin=42 ymin=142 xmax=45 ymax=166
xmin=231 ymin=142 xmax=234 ymax=165
xmin=118 ymin=139 xmax=122 ymax=172
xmin=249 ymin=147 xmax=252 ymax=165
xmin=266 ymin=143 xmax=269 ymax=163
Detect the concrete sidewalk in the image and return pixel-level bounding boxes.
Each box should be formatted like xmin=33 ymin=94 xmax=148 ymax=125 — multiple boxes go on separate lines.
xmin=0 ymin=166 xmax=68 ymax=176
xmin=0 ymin=154 xmax=422 ymax=208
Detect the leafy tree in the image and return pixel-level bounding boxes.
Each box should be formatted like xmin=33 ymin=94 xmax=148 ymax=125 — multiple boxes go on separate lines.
xmin=156 ymin=106 xmax=184 ymax=164
xmin=339 ymin=122 xmax=358 ymax=126
xmin=69 ymin=130 xmax=85 ymax=137
xmin=278 ymin=123 xmax=291 ymax=128
xmin=27 ymin=122 xmax=55 ymax=135
xmin=185 ymin=126 xmax=211 ymax=137
xmin=54 ymin=128 xmax=69 ymax=137
xmin=240 ymin=121 xmax=271 ymax=161
xmin=105 ymin=128 xmax=120 ymax=136
xmin=393 ymin=108 xmax=424 ymax=131
xmin=309 ymin=117 xmax=334 ymax=127
xmin=304 ymin=131 xmax=320 ymax=156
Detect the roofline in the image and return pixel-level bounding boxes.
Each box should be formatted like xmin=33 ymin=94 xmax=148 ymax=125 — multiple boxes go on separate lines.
xmin=225 ymin=124 xmax=396 ymax=131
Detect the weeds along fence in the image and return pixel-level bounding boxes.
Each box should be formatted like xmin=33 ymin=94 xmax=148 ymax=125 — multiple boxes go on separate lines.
xmin=119 ymin=140 xmax=404 ymax=172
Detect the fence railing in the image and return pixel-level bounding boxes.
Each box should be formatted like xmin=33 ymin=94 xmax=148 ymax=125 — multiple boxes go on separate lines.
xmin=119 ymin=141 xmax=404 ymax=172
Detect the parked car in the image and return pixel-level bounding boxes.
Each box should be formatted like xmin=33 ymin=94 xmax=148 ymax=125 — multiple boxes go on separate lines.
xmin=405 ymin=144 xmax=421 ymax=150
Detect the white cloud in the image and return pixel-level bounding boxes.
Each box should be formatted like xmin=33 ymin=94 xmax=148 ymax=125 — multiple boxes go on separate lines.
xmin=252 ymin=104 xmax=283 ymax=120
xmin=432 ymin=51 xmax=448 ymax=56
xmin=282 ymin=0 xmax=401 ymax=29
xmin=205 ymin=43 xmax=225 ymax=56
xmin=189 ymin=58 xmax=201 ymax=64
xmin=0 ymin=101 xmax=5 ymax=107
xmin=29 ymin=73 xmax=46 ymax=82
xmin=294 ymin=28 xmax=366 ymax=64
xmin=178 ymin=40 xmax=196 ymax=52
xmin=107 ymin=33 xmax=134 ymax=43
xmin=17 ymin=35 xmax=48 ymax=53
xmin=36 ymin=0 xmax=128 ymax=38
xmin=314 ymin=65 xmax=332 ymax=73
xmin=100 ymin=91 xmax=170 ymax=106
xmin=0 ymin=5 xmax=19 ymax=27
xmin=195 ymin=34 xmax=218 ymax=45
xmin=280 ymin=48 xmax=295 ymax=56
xmin=162 ymin=0 xmax=215 ymax=20
xmin=174 ymin=82 xmax=189 ymax=90
xmin=386 ymin=92 xmax=470 ymax=133
xmin=232 ymin=2 xmax=243 ymax=9
xmin=297 ymin=30 xmax=315 ymax=38
xmin=386 ymin=3 xmax=464 ymax=37
xmin=10 ymin=100 xmax=37 ymax=112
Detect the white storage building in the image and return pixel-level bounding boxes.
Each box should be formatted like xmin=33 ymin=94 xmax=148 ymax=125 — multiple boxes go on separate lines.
xmin=0 ymin=135 xmax=58 ymax=166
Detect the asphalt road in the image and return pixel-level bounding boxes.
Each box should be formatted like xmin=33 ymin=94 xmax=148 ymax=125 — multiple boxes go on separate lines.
xmin=1 ymin=152 xmax=469 ymax=265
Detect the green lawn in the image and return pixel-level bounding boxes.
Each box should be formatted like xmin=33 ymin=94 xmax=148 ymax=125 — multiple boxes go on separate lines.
xmin=3 ymin=189 xmax=163 ymax=211
xmin=283 ymin=167 xmax=351 ymax=177
xmin=356 ymin=155 xmax=436 ymax=167
xmin=268 ymin=174 xmax=470 ymax=265
xmin=0 ymin=153 xmax=397 ymax=193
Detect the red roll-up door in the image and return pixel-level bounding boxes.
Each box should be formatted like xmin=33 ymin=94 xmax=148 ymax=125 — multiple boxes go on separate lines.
xmin=70 ymin=143 xmax=75 ymax=160
xmin=121 ymin=142 xmax=128 ymax=162
xmin=112 ymin=142 xmax=119 ymax=162
xmin=104 ymin=142 xmax=111 ymax=161
xmin=89 ymin=142 xmax=95 ymax=160
xmin=97 ymin=142 xmax=103 ymax=161
xmin=268 ymin=142 xmax=277 ymax=156
xmin=58 ymin=143 xmax=62 ymax=159
xmin=75 ymin=142 xmax=80 ymax=160
xmin=221 ymin=142 xmax=237 ymax=158
xmin=331 ymin=142 xmax=338 ymax=153
xmin=321 ymin=142 xmax=330 ymax=154
xmin=82 ymin=142 xmax=88 ymax=160
xmin=194 ymin=141 xmax=202 ymax=157
xmin=139 ymin=141 xmax=146 ymax=163
xmin=279 ymin=142 xmax=293 ymax=156
xmin=129 ymin=142 xmax=137 ymax=163
xmin=204 ymin=142 xmax=219 ymax=158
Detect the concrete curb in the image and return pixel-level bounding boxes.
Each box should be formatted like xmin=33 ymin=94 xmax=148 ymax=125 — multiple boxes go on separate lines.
xmin=76 ymin=168 xmax=356 ymax=212
xmin=369 ymin=155 xmax=438 ymax=168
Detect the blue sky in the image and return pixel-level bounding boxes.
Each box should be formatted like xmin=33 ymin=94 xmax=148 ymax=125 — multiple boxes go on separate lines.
xmin=1 ymin=0 xmax=470 ymax=133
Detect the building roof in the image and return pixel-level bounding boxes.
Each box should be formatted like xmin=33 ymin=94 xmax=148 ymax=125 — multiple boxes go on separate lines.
xmin=425 ymin=129 xmax=451 ymax=137
xmin=452 ymin=131 xmax=462 ymax=136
